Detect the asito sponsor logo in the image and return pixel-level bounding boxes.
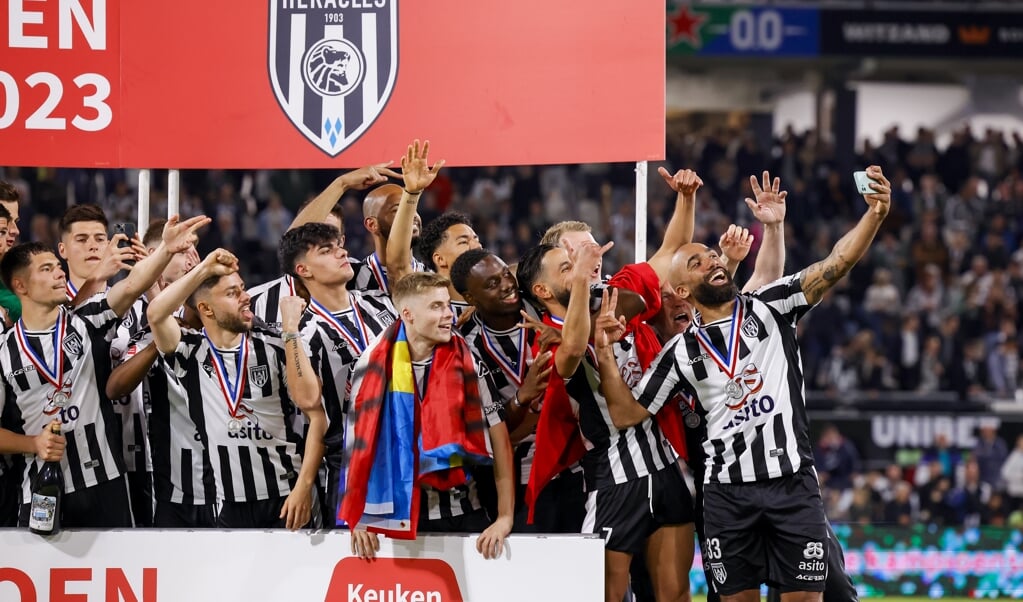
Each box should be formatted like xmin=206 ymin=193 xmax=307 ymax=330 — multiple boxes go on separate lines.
xmin=324 ymin=557 xmax=463 ymax=602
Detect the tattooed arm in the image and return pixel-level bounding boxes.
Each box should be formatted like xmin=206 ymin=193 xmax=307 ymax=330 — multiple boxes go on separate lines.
xmin=800 ymin=166 xmax=891 ymax=305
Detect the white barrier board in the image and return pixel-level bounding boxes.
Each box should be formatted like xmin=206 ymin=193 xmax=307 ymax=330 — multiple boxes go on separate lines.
xmin=0 ymin=530 xmax=604 ymax=601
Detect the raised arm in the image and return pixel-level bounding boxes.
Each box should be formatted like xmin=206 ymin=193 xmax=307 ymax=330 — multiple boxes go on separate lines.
xmin=106 ymin=343 xmax=159 ymax=399
xmin=386 ymin=140 xmax=445 ymax=282
xmin=593 ymin=289 xmax=654 ymax=429
xmin=742 ymin=171 xmax=788 ymax=293
xmin=73 ymin=234 xmax=145 ymax=306
xmin=800 ymin=165 xmax=891 ymax=305
xmin=555 ymin=241 xmax=612 ymax=378
xmin=647 ymin=168 xmax=702 ymax=283
xmin=288 ymin=164 xmax=401 ymax=230
xmin=108 ymin=215 xmax=211 ymax=317
xmin=147 ymin=249 xmax=238 ymax=354
xmin=279 ymin=296 xmax=321 ymax=411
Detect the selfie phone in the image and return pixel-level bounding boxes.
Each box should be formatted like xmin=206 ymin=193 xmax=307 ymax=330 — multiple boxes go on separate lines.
xmin=853 ymin=171 xmax=875 ymax=195
xmin=113 ymin=223 xmax=137 ymax=266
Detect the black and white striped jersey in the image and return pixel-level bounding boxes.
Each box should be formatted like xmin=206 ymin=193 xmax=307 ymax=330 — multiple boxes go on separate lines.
xmin=459 ymin=313 xmax=533 ymax=485
xmin=633 ymin=273 xmax=817 ymax=485
xmin=561 ymin=327 xmax=677 ymax=492
xmin=0 ymin=297 xmax=123 ymax=503
xmin=410 ymin=354 xmax=505 ymax=520
xmin=164 ymin=324 xmax=302 ymax=503
xmin=247 ymin=275 xmax=300 ymax=331
xmin=127 ymin=327 xmax=216 ymax=505
xmin=352 ymin=253 xmax=425 ymax=294
xmin=299 ymin=290 xmax=396 ymax=458
xmin=109 ymin=297 xmax=151 ymax=474
xmin=449 ymin=300 xmax=472 ymax=323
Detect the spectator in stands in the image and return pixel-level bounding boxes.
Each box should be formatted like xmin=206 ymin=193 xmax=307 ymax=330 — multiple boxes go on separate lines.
xmin=974 ymin=424 xmax=1009 ymax=490
xmin=947 ymin=459 xmax=992 ymax=528
xmin=815 ymin=424 xmax=862 ymax=491
xmin=882 ymin=481 xmax=918 ymax=526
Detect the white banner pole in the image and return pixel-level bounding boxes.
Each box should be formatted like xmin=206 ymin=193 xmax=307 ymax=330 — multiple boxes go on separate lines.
xmin=635 ymin=161 xmax=648 ymax=263
xmin=168 ymin=169 xmax=181 ymax=219
xmin=137 ymin=170 xmax=151 ymax=240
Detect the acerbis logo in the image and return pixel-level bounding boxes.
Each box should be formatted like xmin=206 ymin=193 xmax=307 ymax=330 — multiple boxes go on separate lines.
xmin=324 ymin=557 xmax=463 ymax=602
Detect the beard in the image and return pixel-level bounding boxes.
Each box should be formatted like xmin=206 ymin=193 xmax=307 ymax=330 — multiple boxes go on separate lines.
xmin=691 ymin=279 xmax=738 ymax=307
xmin=217 ymin=312 xmax=252 ymax=334
xmin=551 ymin=284 xmax=571 ymax=308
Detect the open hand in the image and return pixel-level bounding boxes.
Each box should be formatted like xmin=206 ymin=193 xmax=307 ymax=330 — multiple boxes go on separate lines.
xmin=401 ymin=140 xmax=446 ymax=194
xmin=744 ymin=170 xmax=787 ymax=225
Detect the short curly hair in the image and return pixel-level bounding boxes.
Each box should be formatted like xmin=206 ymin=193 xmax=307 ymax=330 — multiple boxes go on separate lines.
xmin=415 ymin=211 xmax=474 ymax=271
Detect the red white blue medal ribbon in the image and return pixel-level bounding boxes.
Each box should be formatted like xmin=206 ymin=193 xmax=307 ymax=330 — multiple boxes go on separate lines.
xmin=16 ymin=311 xmax=67 ymax=391
xmin=203 ymin=330 xmax=249 ymax=419
xmin=694 ymin=299 xmax=743 ymax=379
xmin=480 ymin=320 xmax=527 ymax=387
xmin=308 ymin=294 xmax=368 ymax=354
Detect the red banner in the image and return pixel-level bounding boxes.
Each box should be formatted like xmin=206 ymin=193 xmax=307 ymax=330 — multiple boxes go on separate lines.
xmin=1 ymin=0 xmax=664 ymax=168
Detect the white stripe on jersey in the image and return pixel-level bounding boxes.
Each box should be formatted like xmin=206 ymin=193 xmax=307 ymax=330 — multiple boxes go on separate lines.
xmin=634 ymin=273 xmax=816 ymax=485
xmin=300 ymin=289 xmax=396 ymax=447
xmin=563 ymin=330 xmax=676 ymax=491
xmin=246 ymin=275 xmax=297 ymax=331
xmin=459 ymin=314 xmax=534 ymax=485
xmin=110 ymin=297 xmax=151 ymax=473
xmin=0 ymin=299 xmax=123 ymax=503
xmin=353 ymin=253 xmax=424 ymax=294
xmin=127 ymin=328 xmax=214 ymax=505
xmin=165 ymin=326 xmax=302 ymax=502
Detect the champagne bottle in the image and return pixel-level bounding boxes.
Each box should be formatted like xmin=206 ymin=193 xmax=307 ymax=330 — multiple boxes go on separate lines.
xmin=29 ymin=422 xmax=64 ymax=536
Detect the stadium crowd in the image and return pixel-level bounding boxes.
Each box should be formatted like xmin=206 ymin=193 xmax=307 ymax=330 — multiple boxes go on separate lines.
xmin=0 ymin=124 xmax=1021 ymax=601
xmin=815 ymin=423 xmax=1023 ymax=529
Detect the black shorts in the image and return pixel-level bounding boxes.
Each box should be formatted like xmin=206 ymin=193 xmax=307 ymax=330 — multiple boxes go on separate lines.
xmin=18 ymin=475 xmax=132 ymax=529
xmin=583 ymin=464 xmax=694 ymax=555
xmin=127 ymin=470 xmax=153 ymax=528
xmin=702 ymin=467 xmax=828 ymax=596
xmin=217 ymin=496 xmax=289 ymax=529
xmin=0 ymin=469 xmax=20 ymax=527
xmin=153 ymin=500 xmax=217 ymax=529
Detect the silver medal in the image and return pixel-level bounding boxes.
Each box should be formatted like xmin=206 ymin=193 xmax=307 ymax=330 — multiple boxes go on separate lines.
xmin=724 ymin=380 xmax=743 ymax=400
xmin=52 ymin=390 xmax=69 ymax=408
xmin=684 ymin=413 xmax=701 ymax=429
xmin=227 ymin=419 xmax=243 ymax=433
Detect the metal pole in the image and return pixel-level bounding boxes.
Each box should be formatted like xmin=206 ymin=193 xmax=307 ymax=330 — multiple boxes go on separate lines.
xmin=137 ymin=170 xmax=151 ymax=240
xmin=634 ymin=161 xmax=648 ymax=263
xmin=168 ymin=169 xmax=181 ymax=218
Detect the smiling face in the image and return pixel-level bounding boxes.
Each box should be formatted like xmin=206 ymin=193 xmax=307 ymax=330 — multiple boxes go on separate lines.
xmin=532 ymin=247 xmax=573 ymax=310
xmin=672 ymin=243 xmax=738 ymax=308
xmin=400 ymin=285 xmax=454 ymax=346
xmin=58 ymin=221 xmax=109 ymax=280
xmin=649 ymin=281 xmax=694 ymax=339
xmin=0 ymin=200 xmax=19 ymax=247
xmin=463 ymin=255 xmax=521 ymax=319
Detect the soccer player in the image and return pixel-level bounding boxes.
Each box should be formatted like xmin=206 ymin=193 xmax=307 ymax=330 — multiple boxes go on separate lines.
xmin=248 ymin=163 xmax=400 ymax=328
xmin=106 ymin=219 xmax=215 ymax=528
xmin=595 ymin=166 xmax=892 ymax=602
xmin=279 ymin=222 xmax=397 ymax=525
xmin=450 ymin=249 xmax=570 ymax=532
xmin=148 ymin=249 xmax=325 ymax=529
xmin=415 ymin=212 xmax=483 ymax=319
xmin=56 ymin=204 xmax=115 ymax=301
xmin=341 ymin=272 xmax=514 ymax=560
xmin=516 ymin=239 xmax=693 ymax=602
xmin=369 ymin=139 xmax=445 ymax=294
xmin=0 ymin=214 xmax=210 ymax=528
xmin=356 ymin=179 xmax=427 ymax=293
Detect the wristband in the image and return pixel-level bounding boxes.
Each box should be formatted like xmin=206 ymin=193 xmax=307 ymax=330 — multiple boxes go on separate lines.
xmin=513 ymin=393 xmax=530 ymax=408
xmin=282 ymin=331 xmax=301 ymax=343
xmin=404 ymin=188 xmax=423 ymax=196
